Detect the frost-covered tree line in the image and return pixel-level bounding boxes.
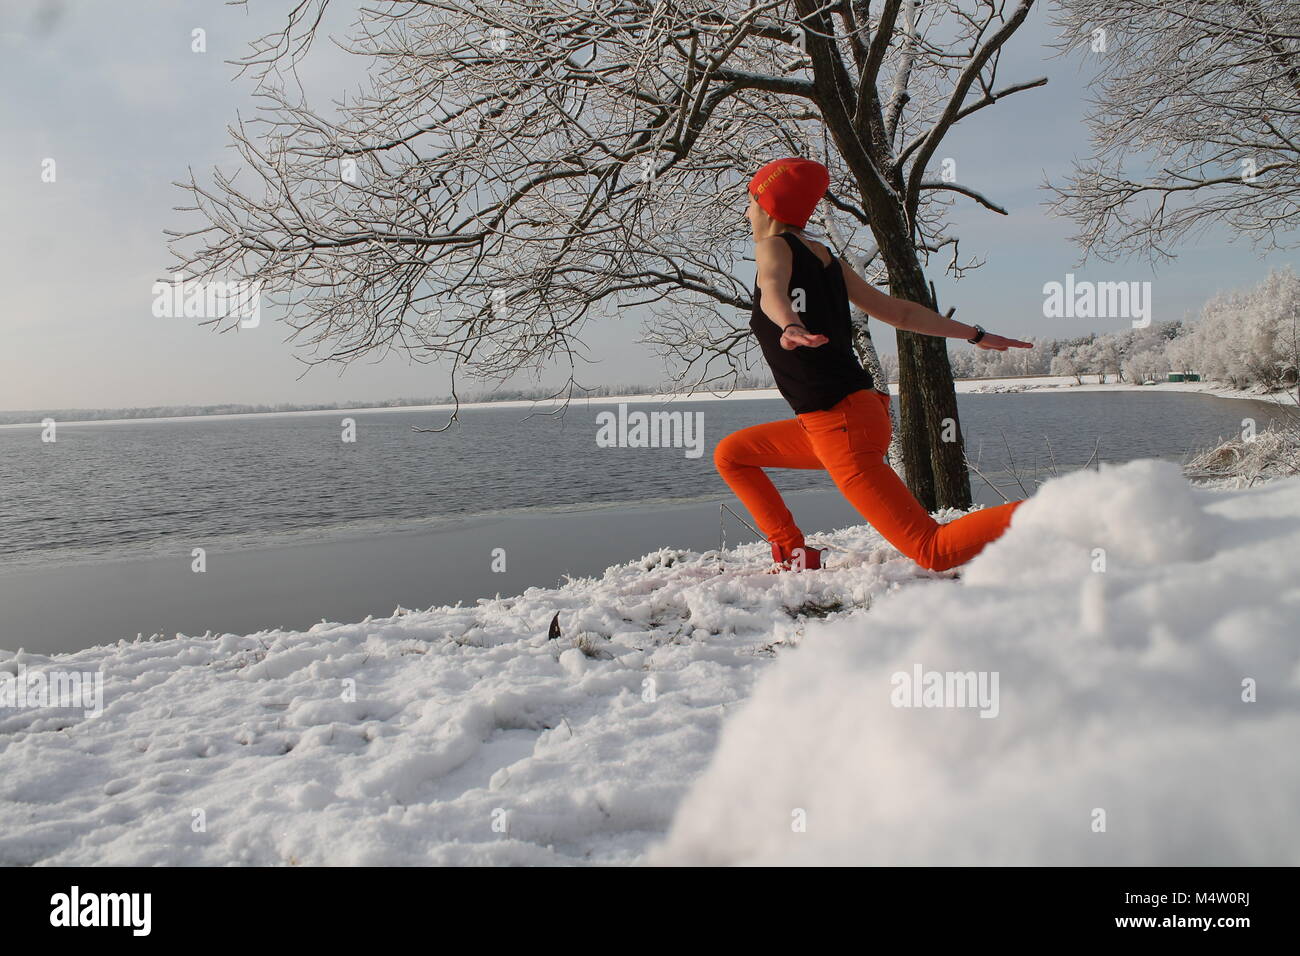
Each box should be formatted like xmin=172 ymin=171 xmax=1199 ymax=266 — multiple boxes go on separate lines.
xmin=942 ymin=268 xmax=1300 ymax=393
xmin=1165 ymin=268 xmax=1300 ymax=392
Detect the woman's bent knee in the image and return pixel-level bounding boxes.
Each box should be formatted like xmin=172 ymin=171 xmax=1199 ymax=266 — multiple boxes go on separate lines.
xmin=915 ymin=550 xmax=959 ymax=573
xmin=713 ymin=433 xmax=739 ymax=472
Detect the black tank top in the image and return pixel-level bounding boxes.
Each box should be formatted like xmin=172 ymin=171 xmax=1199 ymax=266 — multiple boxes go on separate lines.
xmin=750 ymin=231 xmax=875 ymax=414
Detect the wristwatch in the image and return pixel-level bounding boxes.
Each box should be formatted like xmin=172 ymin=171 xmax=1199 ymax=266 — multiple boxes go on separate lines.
xmin=967 ymin=324 xmax=986 ymax=344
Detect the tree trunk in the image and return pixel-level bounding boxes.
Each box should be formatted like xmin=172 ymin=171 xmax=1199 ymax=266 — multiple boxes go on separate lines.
xmin=871 ymin=217 xmax=972 ymax=513
xmin=917 ymin=331 xmax=973 ymax=511
xmin=895 ymin=330 xmax=936 ymax=510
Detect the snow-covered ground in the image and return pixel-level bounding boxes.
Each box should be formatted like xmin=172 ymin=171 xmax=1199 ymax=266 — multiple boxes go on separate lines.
xmin=2 ymin=375 xmax=1285 ymax=430
xmin=953 ymin=374 xmax=1293 ymax=404
xmin=2 ymin=460 xmax=1297 ymax=865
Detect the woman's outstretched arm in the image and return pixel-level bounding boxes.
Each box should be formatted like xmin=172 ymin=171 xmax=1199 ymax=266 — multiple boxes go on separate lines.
xmin=839 ymin=260 xmax=1032 ymax=352
xmin=755 ymin=237 xmax=830 ymax=350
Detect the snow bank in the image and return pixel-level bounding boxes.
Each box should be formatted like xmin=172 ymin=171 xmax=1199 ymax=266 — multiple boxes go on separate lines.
xmin=1186 ymin=416 xmax=1300 ymax=489
xmin=955 ymin=373 xmax=1284 ymax=403
xmin=653 ymin=460 xmax=1300 ymax=865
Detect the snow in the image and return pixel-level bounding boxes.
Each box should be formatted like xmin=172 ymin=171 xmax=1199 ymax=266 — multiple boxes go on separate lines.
xmin=952 ymin=373 xmax=1289 ymax=403
xmin=0 ymin=527 xmax=925 ymax=865
xmin=0 ymin=389 xmax=790 ymax=430
xmin=3 ymin=461 xmax=1298 ymax=865
xmin=0 ymin=375 xmax=1281 ymax=430
xmin=654 ymin=461 xmax=1300 ymax=865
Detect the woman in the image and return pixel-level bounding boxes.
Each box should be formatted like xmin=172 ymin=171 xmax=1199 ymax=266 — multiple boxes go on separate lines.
xmin=715 ymin=157 xmax=1033 ymax=572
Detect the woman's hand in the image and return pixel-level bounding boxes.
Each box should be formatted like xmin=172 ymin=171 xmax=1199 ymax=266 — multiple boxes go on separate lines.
xmin=975 ymin=333 xmax=1033 ymax=352
xmin=781 ymin=324 xmax=829 ymax=350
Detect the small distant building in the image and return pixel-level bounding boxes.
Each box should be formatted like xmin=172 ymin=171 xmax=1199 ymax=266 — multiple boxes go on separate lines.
xmin=1167 ymin=373 xmax=1201 ymax=382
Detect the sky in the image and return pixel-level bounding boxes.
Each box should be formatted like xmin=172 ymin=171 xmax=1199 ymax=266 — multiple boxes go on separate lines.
xmin=1 ymin=0 xmax=1294 ymax=412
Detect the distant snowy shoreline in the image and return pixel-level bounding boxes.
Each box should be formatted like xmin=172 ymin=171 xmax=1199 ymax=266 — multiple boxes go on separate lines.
xmin=952 ymin=375 xmax=1292 ymax=404
xmin=1 ymin=376 xmax=1287 ymax=430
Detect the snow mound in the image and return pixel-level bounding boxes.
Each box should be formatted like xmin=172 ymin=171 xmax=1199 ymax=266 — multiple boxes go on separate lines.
xmin=965 ymin=459 xmax=1222 ymax=585
xmin=653 ymin=464 xmax=1300 ymax=865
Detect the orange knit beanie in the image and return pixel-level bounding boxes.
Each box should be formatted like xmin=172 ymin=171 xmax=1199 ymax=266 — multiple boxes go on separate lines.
xmin=748 ymin=158 xmax=830 ymax=229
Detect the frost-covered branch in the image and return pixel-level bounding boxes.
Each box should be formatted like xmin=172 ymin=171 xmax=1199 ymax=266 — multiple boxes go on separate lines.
xmin=1048 ymin=0 xmax=1300 ymax=262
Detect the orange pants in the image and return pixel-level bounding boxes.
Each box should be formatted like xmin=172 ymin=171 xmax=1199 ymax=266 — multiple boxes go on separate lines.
xmin=714 ymin=389 xmax=1024 ymax=571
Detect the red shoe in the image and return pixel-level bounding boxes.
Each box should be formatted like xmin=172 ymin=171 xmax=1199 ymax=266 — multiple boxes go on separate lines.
xmin=769 ymin=541 xmax=823 ymax=573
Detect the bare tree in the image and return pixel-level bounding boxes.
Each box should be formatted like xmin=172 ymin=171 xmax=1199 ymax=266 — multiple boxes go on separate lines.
xmin=1048 ymin=0 xmax=1300 ymax=262
xmin=171 ymin=0 xmax=1044 ymax=508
